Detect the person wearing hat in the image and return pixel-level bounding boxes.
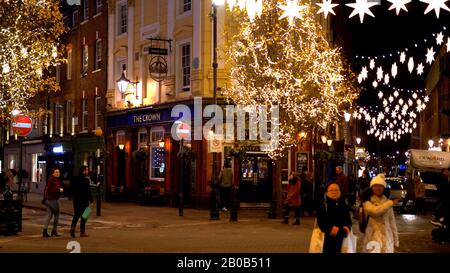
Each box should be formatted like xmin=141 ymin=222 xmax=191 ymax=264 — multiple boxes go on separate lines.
xmin=362 ymin=174 xmax=400 ymax=253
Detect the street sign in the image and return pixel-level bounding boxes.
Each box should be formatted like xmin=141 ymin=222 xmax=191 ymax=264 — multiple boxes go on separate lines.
xmin=149 ymin=47 xmax=168 ymax=55
xmin=11 ymin=115 xmax=33 ymax=136
xmin=175 ymin=122 xmax=191 ymax=140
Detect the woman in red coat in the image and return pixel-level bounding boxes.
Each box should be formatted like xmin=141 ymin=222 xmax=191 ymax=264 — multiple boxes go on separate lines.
xmin=42 ymin=167 xmax=64 ymax=237
xmin=283 ymin=172 xmax=301 ymax=225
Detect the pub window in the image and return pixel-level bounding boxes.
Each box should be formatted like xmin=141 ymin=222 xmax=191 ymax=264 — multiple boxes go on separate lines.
xmin=138 ymin=129 xmax=148 ymax=149
xmin=118 ymin=2 xmax=127 ymax=35
xmin=182 ymin=0 xmax=191 ymax=13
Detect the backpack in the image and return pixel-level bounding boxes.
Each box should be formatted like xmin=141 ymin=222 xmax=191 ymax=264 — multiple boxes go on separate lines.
xmin=358 ymin=204 xmax=370 ymax=233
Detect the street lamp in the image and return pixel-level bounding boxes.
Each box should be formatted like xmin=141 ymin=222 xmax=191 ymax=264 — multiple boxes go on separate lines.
xmin=428 ymin=139 xmax=434 ymax=148
xmin=94 ymin=127 xmax=103 ymax=216
xmin=159 ymin=138 xmax=165 ymax=148
xmin=321 ymin=135 xmax=327 ymax=144
xmin=344 ymin=112 xmax=351 ymax=123
xmin=116 ymin=70 xmax=140 ymax=100
xmin=209 ymin=0 xmax=224 ymax=221
xmin=327 ymin=139 xmax=333 ymax=147
xmin=356 ymin=137 xmax=361 ymax=145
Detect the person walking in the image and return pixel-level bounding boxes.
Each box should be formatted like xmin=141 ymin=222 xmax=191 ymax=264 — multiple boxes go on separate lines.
xmin=431 ymin=168 xmax=449 ymax=227
xmin=400 ymin=172 xmax=415 ymax=213
xmin=335 ymin=166 xmax=348 ymax=198
xmin=362 ymin=174 xmax=400 ymax=253
xmin=283 ymin=172 xmax=301 ymax=225
xmin=357 ymin=170 xmax=370 ymax=200
xmin=300 ymin=167 xmax=314 ymax=217
xmin=42 ymin=167 xmax=63 ymax=237
xmin=414 ymin=176 xmax=426 ymax=215
xmin=218 ymin=161 xmax=233 ymax=212
xmin=316 ymin=182 xmax=352 ymax=254
xmin=69 ymin=166 xmax=94 ymax=238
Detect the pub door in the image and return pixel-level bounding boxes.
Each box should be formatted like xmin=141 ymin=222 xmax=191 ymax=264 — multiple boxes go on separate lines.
xmin=239 ymin=154 xmax=273 ymax=204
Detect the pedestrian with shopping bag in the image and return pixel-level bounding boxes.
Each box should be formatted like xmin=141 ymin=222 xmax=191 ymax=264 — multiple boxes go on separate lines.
xmin=69 ymin=166 xmax=94 ymax=238
xmin=313 ymin=182 xmax=353 ymax=253
xmin=362 ymin=174 xmax=400 ymax=253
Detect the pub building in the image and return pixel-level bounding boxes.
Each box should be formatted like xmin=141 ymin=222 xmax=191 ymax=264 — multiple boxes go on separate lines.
xmin=104 ymin=100 xmax=314 ymax=210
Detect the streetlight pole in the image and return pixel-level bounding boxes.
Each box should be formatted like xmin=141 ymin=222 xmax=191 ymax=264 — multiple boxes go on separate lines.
xmin=210 ymin=1 xmax=220 ymax=220
xmin=94 ymin=127 xmax=103 ymax=216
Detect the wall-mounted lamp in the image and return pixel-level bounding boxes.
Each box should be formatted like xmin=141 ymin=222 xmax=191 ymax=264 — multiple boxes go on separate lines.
xmin=118 ymin=144 xmax=125 ymax=150
xmin=327 ymin=139 xmax=333 ymax=147
xmin=356 ymin=137 xmax=361 ymax=145
xmin=344 ymin=112 xmax=351 ymax=123
xmin=116 ymin=70 xmax=140 ymax=99
xmin=321 ymin=135 xmax=327 ymax=144
xmin=159 ymin=139 xmax=165 ymax=148
xmin=428 ymin=139 xmax=434 ymax=148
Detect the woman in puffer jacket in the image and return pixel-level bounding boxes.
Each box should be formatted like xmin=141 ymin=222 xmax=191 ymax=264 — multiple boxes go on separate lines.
xmin=362 ymin=174 xmax=400 ymax=253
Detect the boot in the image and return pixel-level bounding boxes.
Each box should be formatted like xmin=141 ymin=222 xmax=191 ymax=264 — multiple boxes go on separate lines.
xmin=43 ymin=229 xmax=50 ymax=238
xmin=282 ymin=217 xmax=288 ymax=224
xmin=80 ymin=233 xmax=89 ymax=238
xmin=293 ymin=218 xmax=300 ymax=225
xmin=70 ymin=227 xmax=76 ymax=238
xmin=51 ymin=229 xmax=61 ymax=237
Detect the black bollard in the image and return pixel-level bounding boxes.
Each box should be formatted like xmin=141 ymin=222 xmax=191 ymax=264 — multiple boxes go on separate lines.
xmin=230 ymin=187 xmax=239 ymax=221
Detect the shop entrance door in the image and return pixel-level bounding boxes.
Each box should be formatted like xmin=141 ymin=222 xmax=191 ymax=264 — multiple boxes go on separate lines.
xmin=239 ymin=154 xmax=273 ymax=205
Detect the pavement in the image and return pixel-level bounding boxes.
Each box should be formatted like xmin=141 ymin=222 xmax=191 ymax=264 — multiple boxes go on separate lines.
xmin=0 ymin=193 xmax=449 ymax=253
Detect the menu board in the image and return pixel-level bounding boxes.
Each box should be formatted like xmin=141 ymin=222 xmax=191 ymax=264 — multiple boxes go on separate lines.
xmin=296 ymin=152 xmax=309 ymax=174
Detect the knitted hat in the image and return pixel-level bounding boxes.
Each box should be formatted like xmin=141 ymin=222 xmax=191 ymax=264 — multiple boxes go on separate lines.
xmin=370 ymin=173 xmax=387 ymax=188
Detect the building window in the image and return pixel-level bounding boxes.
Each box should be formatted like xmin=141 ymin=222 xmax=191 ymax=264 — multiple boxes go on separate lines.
xmin=82 ymin=44 xmax=88 ymax=75
xmin=67 ymin=49 xmax=72 ymax=80
xmin=150 ymin=147 xmax=166 ymax=179
xmin=96 ymin=0 xmax=102 ymax=14
xmin=83 ymin=0 xmax=89 ymax=21
xmin=118 ymin=3 xmax=127 ymax=35
xmin=82 ymin=99 xmax=88 ymax=131
xmin=73 ymin=10 xmax=79 ymax=27
xmin=54 ymin=103 xmax=61 ymax=136
xmin=181 ymin=43 xmax=191 ymax=92
xmin=95 ymin=96 xmax=102 ymax=129
xmin=182 ymin=0 xmax=191 ymax=13
xmin=94 ymin=39 xmax=102 ymax=70
xmin=138 ymin=129 xmax=148 ymax=149
xmin=32 ymin=153 xmax=44 ymax=183
xmin=66 ymin=100 xmax=72 ymax=134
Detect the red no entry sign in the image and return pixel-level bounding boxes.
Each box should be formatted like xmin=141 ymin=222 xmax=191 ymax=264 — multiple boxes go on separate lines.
xmin=12 ymin=115 xmax=33 ymax=136
xmin=176 ymin=122 xmax=191 ymax=140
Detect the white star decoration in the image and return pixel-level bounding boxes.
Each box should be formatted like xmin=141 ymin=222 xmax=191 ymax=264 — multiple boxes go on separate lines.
xmin=437 ymin=32 xmax=444 ymax=45
xmin=391 ymin=62 xmax=398 ymax=78
xmin=316 ymin=0 xmax=339 ymax=18
xmin=408 ymin=57 xmax=414 ymax=73
xmin=377 ymin=67 xmax=384 ymax=82
xmin=373 ymin=81 xmax=378 ymax=88
xmin=425 ymin=96 xmax=430 ymax=103
xmin=278 ymin=0 xmax=307 ymax=25
xmin=346 ymin=0 xmax=378 ymax=23
xmin=417 ymin=63 xmax=424 ymax=75
xmin=426 ymin=47 xmax=435 ymax=64
xmin=384 ymin=73 xmax=390 ymax=84
xmin=370 ymin=59 xmax=375 ymax=70
xmin=420 ymin=0 xmax=450 ymax=18
xmin=387 ymin=0 xmax=411 ymax=15
xmin=400 ymin=52 xmax=406 ymax=63
xmin=361 ymin=66 xmax=368 ymax=80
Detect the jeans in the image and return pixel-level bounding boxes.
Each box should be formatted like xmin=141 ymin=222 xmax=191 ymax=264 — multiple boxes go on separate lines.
xmin=284 ymin=204 xmax=301 ymax=220
xmin=220 ymin=187 xmax=231 ymax=209
xmin=43 ymin=200 xmax=60 ymax=230
xmin=71 ymin=201 xmax=89 ymax=234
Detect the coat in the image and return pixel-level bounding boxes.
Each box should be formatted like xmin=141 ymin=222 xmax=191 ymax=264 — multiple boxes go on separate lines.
xmin=218 ymin=168 xmax=233 ymax=188
xmin=44 ymin=175 xmax=61 ymax=200
xmin=286 ymin=178 xmax=301 ymax=207
xmin=317 ymin=197 xmax=352 ymax=235
xmin=70 ymin=175 xmax=93 ymax=206
xmin=336 ymin=173 xmax=348 ymax=196
xmin=362 ymin=195 xmax=399 ymax=253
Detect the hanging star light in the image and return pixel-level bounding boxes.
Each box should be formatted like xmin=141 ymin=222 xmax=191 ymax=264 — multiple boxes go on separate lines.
xmin=408 ymin=57 xmax=415 ymax=73
xmin=437 ymin=32 xmax=444 ymax=45
xmin=378 ymin=91 xmax=384 ymax=99
xmin=426 ymin=47 xmax=435 ymax=64
xmin=420 ymin=0 xmax=450 ymax=18
xmin=370 ymin=59 xmax=375 ymax=69
xmin=391 ymin=62 xmax=398 ymax=78
xmin=399 ymin=98 xmax=404 ymax=105
xmin=373 ymin=81 xmax=378 ymax=88
xmin=424 ymin=95 xmax=430 ymax=102
xmin=400 ymin=52 xmax=406 ymax=63
xmin=389 ymin=96 xmax=394 ymax=103
xmin=316 ymin=0 xmax=339 ymax=18
xmin=362 ymin=66 xmax=369 ymax=79
xmin=346 ymin=0 xmax=378 ymax=23
xmin=394 ymin=90 xmax=399 ymax=97
xmin=278 ymin=0 xmax=307 ymax=25
xmin=417 ymin=63 xmax=424 ymax=75
xmin=387 ymin=0 xmax=411 ymax=15
xmin=384 ymin=73 xmax=390 ymax=84
xmin=413 ymin=93 xmax=418 ymax=99
xmin=377 ymin=66 xmax=384 ymax=81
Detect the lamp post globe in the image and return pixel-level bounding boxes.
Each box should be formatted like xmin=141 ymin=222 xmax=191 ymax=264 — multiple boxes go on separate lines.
xmin=95 ymin=127 xmax=103 ymax=137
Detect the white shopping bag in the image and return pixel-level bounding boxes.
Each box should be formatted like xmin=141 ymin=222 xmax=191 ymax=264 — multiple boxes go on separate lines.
xmin=309 ymin=220 xmax=325 ymax=253
xmin=341 ymin=230 xmax=358 ymax=253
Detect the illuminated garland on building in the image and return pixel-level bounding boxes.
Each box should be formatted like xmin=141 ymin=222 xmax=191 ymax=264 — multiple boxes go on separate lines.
xmin=223 ymin=0 xmax=360 ymax=158
xmin=0 ymin=0 xmax=65 ymax=120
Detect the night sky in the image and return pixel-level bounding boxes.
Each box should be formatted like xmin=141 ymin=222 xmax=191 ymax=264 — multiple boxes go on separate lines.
xmin=338 ymin=0 xmax=450 ymax=157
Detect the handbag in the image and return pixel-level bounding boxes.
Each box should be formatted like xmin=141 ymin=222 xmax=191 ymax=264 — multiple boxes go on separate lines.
xmin=309 ymin=219 xmax=325 ymax=253
xmin=341 ymin=230 xmax=357 ymax=253
xmin=81 ymin=206 xmax=92 ymax=220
